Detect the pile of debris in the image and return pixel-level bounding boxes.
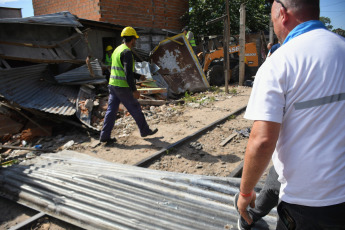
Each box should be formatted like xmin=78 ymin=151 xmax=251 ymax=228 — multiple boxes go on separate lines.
xmin=0 ymin=11 xmax=210 ymax=157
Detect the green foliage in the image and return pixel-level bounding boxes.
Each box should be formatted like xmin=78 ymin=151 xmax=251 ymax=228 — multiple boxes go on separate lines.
xmin=230 ymin=88 xmax=238 ymax=94
xmin=332 ymin=28 xmax=345 ymax=37
xmin=183 ymin=91 xmax=198 ymax=103
xmin=320 ymin=16 xmax=333 ymax=30
xmin=182 ymin=0 xmax=271 ymax=42
xmin=228 ymin=114 xmax=237 ymax=120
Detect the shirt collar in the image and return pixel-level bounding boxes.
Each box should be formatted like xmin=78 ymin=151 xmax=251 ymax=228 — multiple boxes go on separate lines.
xmin=283 ymin=20 xmax=327 ymax=45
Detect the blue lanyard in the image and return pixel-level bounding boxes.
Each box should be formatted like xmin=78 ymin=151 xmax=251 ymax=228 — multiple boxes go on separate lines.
xmin=283 ymin=20 xmax=327 ymax=45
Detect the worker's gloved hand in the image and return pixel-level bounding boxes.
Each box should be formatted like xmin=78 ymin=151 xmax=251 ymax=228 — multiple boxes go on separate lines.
xmin=133 ymin=91 xmax=140 ymax=99
xmin=139 ymin=75 xmax=146 ymax=81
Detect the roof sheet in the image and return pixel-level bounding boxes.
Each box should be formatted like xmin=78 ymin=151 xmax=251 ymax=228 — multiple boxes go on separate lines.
xmin=0 ymin=151 xmax=277 ymax=230
xmin=0 ymin=11 xmax=82 ymax=27
xmin=0 ymin=64 xmax=79 ymax=115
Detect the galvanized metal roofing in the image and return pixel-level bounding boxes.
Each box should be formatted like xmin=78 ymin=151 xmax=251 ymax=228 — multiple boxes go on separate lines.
xmin=54 ymin=59 xmax=106 ymax=85
xmin=0 ymin=11 xmax=83 ymax=27
xmin=0 ymin=151 xmax=277 ymax=230
xmin=0 ymin=64 xmax=79 ymax=115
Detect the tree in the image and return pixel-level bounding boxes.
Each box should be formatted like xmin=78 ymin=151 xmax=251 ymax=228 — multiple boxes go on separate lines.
xmin=320 ymin=16 xmax=333 ymax=30
xmin=333 ymin=28 xmax=345 ymax=37
xmin=181 ymin=0 xmax=271 ymax=42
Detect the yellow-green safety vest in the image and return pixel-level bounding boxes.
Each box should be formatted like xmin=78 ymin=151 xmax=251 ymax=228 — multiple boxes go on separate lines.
xmin=187 ymin=31 xmax=196 ymax=47
xmin=109 ymin=44 xmax=135 ymax=87
xmin=105 ymin=53 xmax=112 ymax=66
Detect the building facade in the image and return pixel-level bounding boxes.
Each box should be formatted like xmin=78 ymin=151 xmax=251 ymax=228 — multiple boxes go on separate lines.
xmin=32 ymin=0 xmax=188 ymax=31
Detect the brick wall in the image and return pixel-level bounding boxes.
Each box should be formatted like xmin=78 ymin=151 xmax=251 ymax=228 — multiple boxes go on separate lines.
xmin=32 ymin=0 xmax=188 ymax=31
xmin=32 ymin=0 xmax=101 ymax=21
xmin=99 ymin=0 xmax=188 ymax=30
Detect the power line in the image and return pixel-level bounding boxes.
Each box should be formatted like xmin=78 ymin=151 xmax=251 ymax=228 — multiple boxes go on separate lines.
xmin=321 ymin=0 xmax=345 ymax=8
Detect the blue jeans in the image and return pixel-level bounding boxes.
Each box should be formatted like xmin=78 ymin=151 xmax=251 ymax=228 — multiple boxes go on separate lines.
xmin=100 ymin=85 xmax=150 ymax=140
xmin=277 ymin=201 xmax=345 ymax=230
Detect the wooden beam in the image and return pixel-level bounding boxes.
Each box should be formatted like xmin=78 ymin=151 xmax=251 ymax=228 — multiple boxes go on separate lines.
xmin=219 ymin=133 xmax=237 ymax=146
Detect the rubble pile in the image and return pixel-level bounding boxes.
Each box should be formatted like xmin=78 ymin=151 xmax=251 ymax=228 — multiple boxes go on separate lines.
xmin=1 ymin=11 xmax=213 ymax=166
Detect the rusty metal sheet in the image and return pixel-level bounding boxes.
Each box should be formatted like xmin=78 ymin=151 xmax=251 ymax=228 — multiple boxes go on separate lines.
xmin=150 ymin=34 xmax=209 ymax=97
xmin=0 ymin=114 xmax=23 ymax=136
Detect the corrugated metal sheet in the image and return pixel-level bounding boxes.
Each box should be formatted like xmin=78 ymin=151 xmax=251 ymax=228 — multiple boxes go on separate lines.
xmin=0 ymin=151 xmax=277 ymax=230
xmin=54 ymin=59 xmax=106 ymax=85
xmin=150 ymin=34 xmax=209 ymax=97
xmin=0 ymin=64 xmax=79 ymax=116
xmin=0 ymin=11 xmax=82 ymax=27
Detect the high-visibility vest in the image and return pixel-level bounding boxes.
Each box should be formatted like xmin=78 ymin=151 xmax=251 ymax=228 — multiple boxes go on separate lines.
xmin=109 ymin=44 xmax=135 ymax=87
xmin=187 ymin=31 xmax=196 ymax=47
xmin=105 ymin=53 xmax=112 ymax=66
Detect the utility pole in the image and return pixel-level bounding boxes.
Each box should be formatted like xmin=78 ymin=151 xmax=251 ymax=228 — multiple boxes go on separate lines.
xmin=269 ymin=15 xmax=274 ymax=43
xmin=239 ymin=3 xmax=246 ymax=86
xmin=224 ymin=0 xmax=231 ymax=93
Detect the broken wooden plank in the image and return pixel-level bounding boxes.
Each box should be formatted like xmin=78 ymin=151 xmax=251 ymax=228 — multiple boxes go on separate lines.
xmin=228 ymin=161 xmax=244 ymax=178
xmin=138 ymin=99 xmax=167 ymax=106
xmin=219 ymin=133 xmax=237 ymax=146
xmin=0 ymin=144 xmax=55 ymax=153
xmin=137 ymin=88 xmax=167 ymax=94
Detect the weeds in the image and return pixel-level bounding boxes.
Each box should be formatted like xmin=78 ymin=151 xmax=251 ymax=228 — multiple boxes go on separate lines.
xmin=228 ymin=115 xmax=236 ymax=120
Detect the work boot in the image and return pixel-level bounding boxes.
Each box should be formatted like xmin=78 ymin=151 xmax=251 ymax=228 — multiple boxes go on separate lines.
xmin=99 ymin=137 xmax=117 ymax=144
xmin=141 ymin=128 xmax=158 ymax=137
xmin=234 ymin=192 xmax=254 ymax=230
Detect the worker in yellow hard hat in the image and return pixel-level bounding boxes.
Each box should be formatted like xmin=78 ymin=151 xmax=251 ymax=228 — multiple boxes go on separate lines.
xmin=99 ymin=26 xmax=158 ymax=143
xmin=105 ymin=45 xmax=113 ymax=67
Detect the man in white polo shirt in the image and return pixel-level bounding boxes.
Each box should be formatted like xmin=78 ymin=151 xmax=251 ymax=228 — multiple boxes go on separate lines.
xmin=236 ymin=0 xmax=345 ymax=229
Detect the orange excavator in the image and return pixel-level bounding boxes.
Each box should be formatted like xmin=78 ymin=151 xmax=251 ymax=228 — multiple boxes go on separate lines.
xmin=199 ymin=35 xmax=264 ymax=86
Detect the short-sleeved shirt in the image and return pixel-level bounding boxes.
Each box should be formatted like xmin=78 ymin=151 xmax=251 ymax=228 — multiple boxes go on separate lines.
xmin=245 ymin=25 xmax=345 ymax=206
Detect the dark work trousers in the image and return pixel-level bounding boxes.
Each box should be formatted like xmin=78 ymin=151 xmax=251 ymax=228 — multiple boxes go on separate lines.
xmin=277 ymin=201 xmax=345 ymax=230
xmin=100 ymin=85 xmax=150 ymax=140
xmin=239 ymin=166 xmax=280 ymax=229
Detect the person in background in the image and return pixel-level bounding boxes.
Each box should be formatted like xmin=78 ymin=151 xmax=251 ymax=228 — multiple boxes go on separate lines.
xmin=267 ymin=42 xmax=273 ymax=52
xmin=267 ymin=42 xmax=281 ymax=57
xmin=237 ymin=0 xmax=345 ymax=229
xmin=182 ymin=26 xmax=197 ymax=54
xmin=104 ymin=45 xmax=113 ymax=67
xmin=102 ymin=45 xmax=113 ymax=81
xmin=100 ymin=26 xmax=158 ymax=143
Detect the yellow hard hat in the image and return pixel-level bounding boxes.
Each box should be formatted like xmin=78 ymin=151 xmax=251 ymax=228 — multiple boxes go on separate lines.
xmin=121 ymin=26 xmax=139 ymax=38
xmin=105 ymin=45 xmax=113 ymax=52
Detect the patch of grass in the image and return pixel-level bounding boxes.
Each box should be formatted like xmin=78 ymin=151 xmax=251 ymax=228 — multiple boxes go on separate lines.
xmin=228 ymin=114 xmax=237 ymax=120
xmin=182 ymin=91 xmax=197 ymax=103
xmin=230 ymin=88 xmax=238 ymax=94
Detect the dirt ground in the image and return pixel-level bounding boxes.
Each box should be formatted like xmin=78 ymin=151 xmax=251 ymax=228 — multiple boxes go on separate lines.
xmin=1 ymin=85 xmax=273 ymax=229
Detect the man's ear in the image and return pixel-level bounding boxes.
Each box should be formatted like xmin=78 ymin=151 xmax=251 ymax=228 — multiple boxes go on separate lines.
xmin=280 ymin=7 xmax=288 ymax=25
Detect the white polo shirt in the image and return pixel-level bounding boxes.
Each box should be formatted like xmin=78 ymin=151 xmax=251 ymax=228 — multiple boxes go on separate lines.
xmin=245 ymin=28 xmax=345 ymax=206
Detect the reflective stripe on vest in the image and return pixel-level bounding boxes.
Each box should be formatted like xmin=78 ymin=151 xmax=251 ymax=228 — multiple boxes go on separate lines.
xmin=109 ymin=44 xmax=135 ymax=87
xmin=187 ymin=31 xmax=196 ymax=47
xmin=105 ymin=53 xmax=112 ymax=66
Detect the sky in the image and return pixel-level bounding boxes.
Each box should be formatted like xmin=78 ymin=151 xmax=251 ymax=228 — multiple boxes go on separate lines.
xmin=0 ymin=0 xmax=344 ymax=29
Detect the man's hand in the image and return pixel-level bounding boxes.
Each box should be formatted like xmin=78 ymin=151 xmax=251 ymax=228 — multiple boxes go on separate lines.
xmin=133 ymin=91 xmax=140 ymax=99
xmin=237 ymin=191 xmax=256 ymax=225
